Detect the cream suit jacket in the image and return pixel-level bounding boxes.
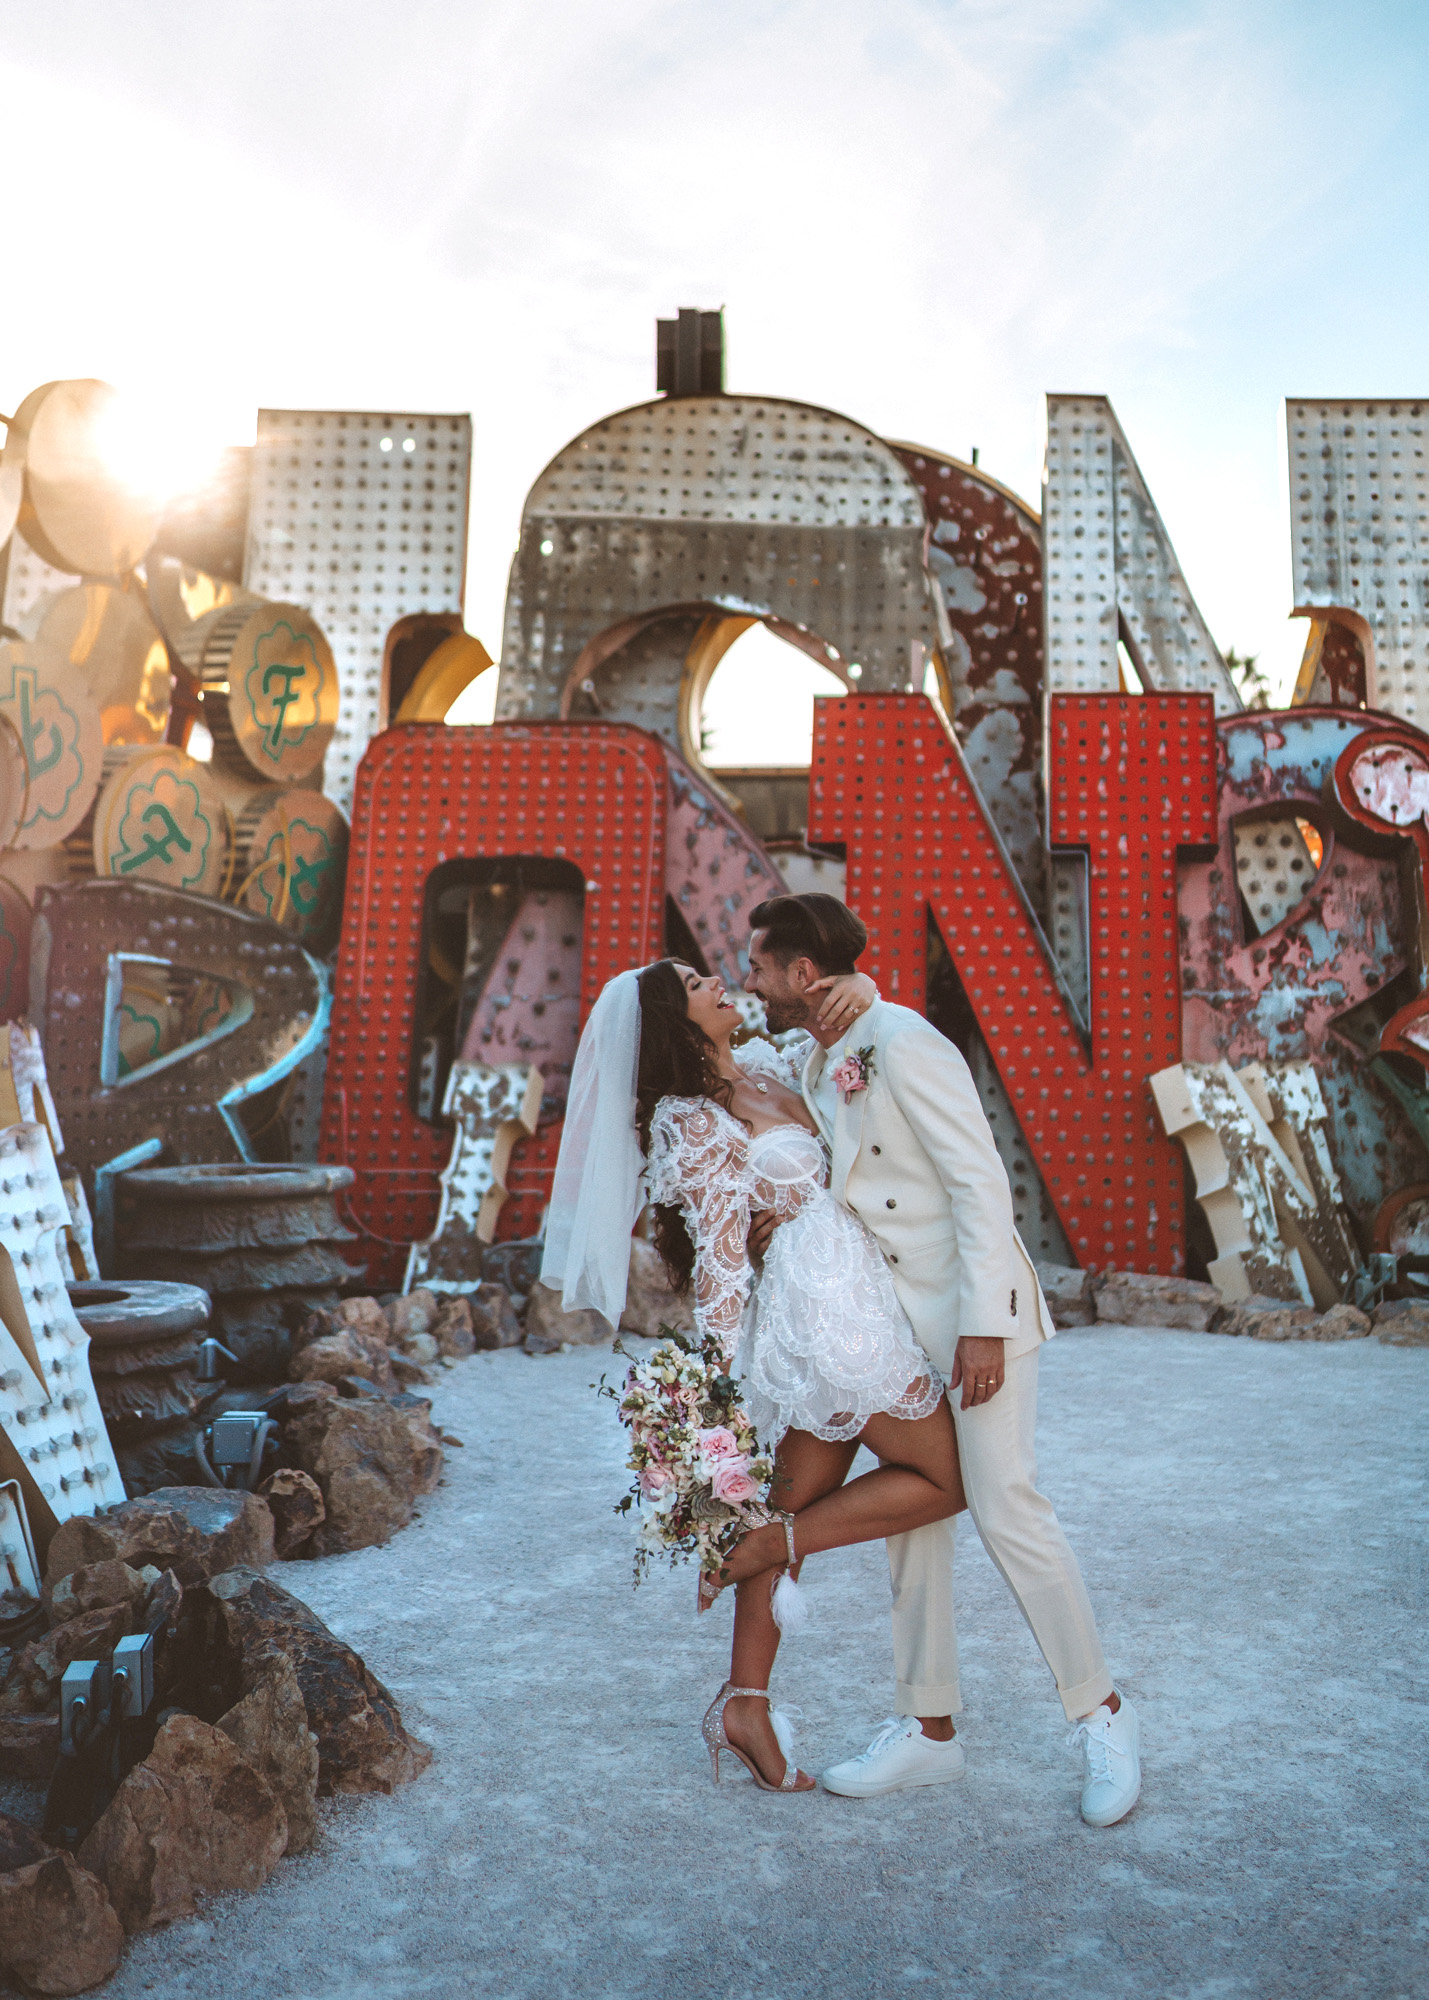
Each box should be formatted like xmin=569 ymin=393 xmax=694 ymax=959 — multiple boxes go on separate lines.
xmin=798 ymin=999 xmax=1054 ymax=1377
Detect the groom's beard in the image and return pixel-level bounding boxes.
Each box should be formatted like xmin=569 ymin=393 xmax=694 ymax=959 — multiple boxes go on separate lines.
xmin=760 ymin=988 xmax=813 ymax=1033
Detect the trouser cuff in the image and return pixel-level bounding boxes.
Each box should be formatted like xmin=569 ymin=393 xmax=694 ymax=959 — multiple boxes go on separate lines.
xmin=896 ymin=1681 xmax=962 ymax=1718
xmin=1058 ymin=1667 xmax=1114 ymax=1722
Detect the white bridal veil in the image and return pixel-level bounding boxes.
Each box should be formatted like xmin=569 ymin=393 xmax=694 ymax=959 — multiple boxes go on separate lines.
xmin=539 ymin=968 xmax=647 ymax=1325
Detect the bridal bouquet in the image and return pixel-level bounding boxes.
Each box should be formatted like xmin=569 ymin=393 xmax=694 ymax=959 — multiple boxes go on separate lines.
xmin=605 ymin=1326 xmax=775 ymax=1584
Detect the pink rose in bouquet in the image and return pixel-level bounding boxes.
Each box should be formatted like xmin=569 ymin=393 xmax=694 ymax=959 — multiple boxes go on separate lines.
xmin=697 ymin=1426 xmax=740 ymax=1460
xmin=711 ymin=1455 xmax=760 ymax=1504
xmin=639 ymin=1463 xmax=674 ymax=1497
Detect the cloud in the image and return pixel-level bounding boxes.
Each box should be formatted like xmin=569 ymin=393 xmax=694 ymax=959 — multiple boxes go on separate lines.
xmin=1 ymin=0 xmax=1424 ymax=695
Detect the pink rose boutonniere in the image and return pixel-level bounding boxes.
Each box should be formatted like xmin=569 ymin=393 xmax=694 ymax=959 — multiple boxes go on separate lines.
xmin=831 ymin=1044 xmax=876 ymax=1105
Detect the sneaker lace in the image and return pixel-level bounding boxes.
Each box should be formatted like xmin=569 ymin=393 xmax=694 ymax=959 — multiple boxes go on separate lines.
xmin=1067 ymin=1713 xmax=1125 ymax=1787
xmin=855 ymin=1716 xmax=916 ymax=1765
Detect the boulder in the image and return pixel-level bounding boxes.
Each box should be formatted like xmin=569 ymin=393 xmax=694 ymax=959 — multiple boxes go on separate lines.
xmin=257 ymin=1469 xmax=326 ymax=1558
xmin=79 ymin=1713 xmax=286 ymax=1933
xmin=1309 ymin=1303 xmax=1374 ymax=1341
xmin=404 ymin=1332 xmax=440 ymax=1367
xmin=1209 ymin=1293 xmax=1295 ymax=1336
xmin=281 ymin=1394 xmax=442 ymax=1554
xmin=291 ymin=1294 xmax=390 ymax=1357
xmin=1 ymin=1606 xmax=132 ymax=1715
xmin=44 ymin=1489 xmax=275 ymax=1593
xmin=44 ymin=1562 xmax=147 ymax=1630
xmin=1372 ymin=1298 xmax=1429 ymax=1346
xmin=620 ymin=1238 xmax=697 ymax=1339
xmin=289 ymin=1327 xmax=395 ymax=1392
xmin=0 ymin=1847 xmax=123 ymax=1995
xmin=469 ymin=1284 xmax=522 ymax=1350
xmin=217 ymin=1647 xmax=319 ymax=1854
xmin=385 ymin=1289 xmax=438 ymax=1346
xmin=0 ymin=1815 xmax=50 ymax=1873
xmin=432 ymin=1295 xmax=476 ymax=1359
xmin=523 ymin=1281 xmax=612 ymax=1354
xmin=0 ymin=1715 xmax=60 ymax=1778
xmin=388 ymin=1351 xmax=432 ymax=1388
xmin=1246 ymin=1304 xmax=1322 ymax=1341
xmin=1034 ymin=1261 xmax=1095 ymax=1329
xmin=1091 ymin=1270 xmax=1224 ymax=1331
xmin=202 ymin=1567 xmax=431 ymax=1794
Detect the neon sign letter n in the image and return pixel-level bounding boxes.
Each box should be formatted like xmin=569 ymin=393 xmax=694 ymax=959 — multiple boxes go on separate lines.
xmin=808 ymin=692 xmax=1216 ymax=1273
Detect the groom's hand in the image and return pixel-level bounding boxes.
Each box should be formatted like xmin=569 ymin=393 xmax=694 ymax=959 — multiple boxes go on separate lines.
xmin=951 ymin=1336 xmax=1006 ymax=1409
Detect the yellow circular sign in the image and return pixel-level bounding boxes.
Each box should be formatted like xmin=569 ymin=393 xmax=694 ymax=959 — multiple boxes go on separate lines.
xmin=239 ymin=788 xmax=348 ymax=947
xmin=9 ymin=380 xmax=161 ymax=578
xmin=33 ymin=584 xmax=170 ymax=744
xmin=93 ymin=746 xmax=229 ymax=896
xmin=184 ymin=600 xmax=337 ymax=781
xmin=0 ymin=637 xmax=103 ymax=848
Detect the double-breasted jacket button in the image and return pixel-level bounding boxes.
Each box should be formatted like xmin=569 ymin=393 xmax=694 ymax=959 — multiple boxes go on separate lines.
xmin=889 ymin=1253 xmax=899 ymax=1263
xmin=871 ymin=1144 xmax=881 ymax=1155
xmin=886 ymin=1197 xmax=897 ymax=1209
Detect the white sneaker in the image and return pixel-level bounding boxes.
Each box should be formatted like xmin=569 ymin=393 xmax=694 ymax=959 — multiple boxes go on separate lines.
xmin=820 ymin=1717 xmax=966 ymax=1798
xmin=1068 ymin=1695 xmax=1140 ymax=1826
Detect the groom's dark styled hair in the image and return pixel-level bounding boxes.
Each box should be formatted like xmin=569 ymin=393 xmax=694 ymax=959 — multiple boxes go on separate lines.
xmin=748 ymin=892 xmax=868 ymax=975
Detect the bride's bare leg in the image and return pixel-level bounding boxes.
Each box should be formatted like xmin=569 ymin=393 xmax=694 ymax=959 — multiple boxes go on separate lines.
xmin=722 ymin=1431 xmax=856 ymax=1787
xmin=719 ymin=1399 xmax=964 ymax=1585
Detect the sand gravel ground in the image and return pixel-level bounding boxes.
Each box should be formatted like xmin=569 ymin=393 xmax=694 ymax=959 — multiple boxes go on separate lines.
xmin=91 ymin=1325 xmax=1425 ymax=2000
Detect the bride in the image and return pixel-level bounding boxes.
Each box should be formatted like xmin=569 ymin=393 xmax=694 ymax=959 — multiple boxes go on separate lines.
xmin=542 ymin=959 xmax=965 ymax=1795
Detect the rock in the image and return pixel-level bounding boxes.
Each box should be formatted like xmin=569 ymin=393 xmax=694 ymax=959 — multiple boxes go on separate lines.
xmin=291 ymin=1294 xmax=389 ymax=1357
xmin=469 ymin=1283 xmax=522 ymax=1350
xmin=0 ymin=1715 xmax=60 ymax=1778
xmin=279 ymin=1380 xmax=338 ymax=1415
xmin=0 ymin=1813 xmax=50 ymax=1873
xmin=1091 ymin=1270 xmax=1224 ymax=1331
xmin=44 ymin=1562 xmax=146 ymax=1630
xmin=0 ymin=1849 xmax=123 ymax=1994
xmin=44 ymin=1489 xmax=275 ymax=1593
xmin=1309 ymin=1303 xmax=1374 ymax=1341
xmin=217 ymin=1647 xmax=319 ymax=1854
xmin=1372 ymin=1298 xmax=1429 ymax=1346
xmin=1 ymin=1606 xmax=133 ymax=1714
xmin=289 ymin=1327 xmax=395 ymax=1391
xmin=522 ymin=1281 xmax=612 ymax=1354
xmin=281 ymin=1394 xmax=442 ymax=1554
xmin=385 ymin=1289 xmax=437 ymax=1345
xmin=79 ymin=1713 xmax=286 ymax=1933
xmin=404 ymin=1332 xmax=440 ymax=1366
xmin=1034 ymin=1261 xmax=1095 ymax=1329
xmin=1214 ymin=1295 xmax=1330 ymax=1338
xmin=432 ymin=1295 xmax=476 ymax=1359
xmin=388 ymin=1352 xmax=432 ymax=1388
xmin=202 ymin=1567 xmax=431 ymax=1794
xmin=620 ymin=1238 xmax=697 ymax=1339
xmin=257 ymin=1469 xmax=326 ymax=1558
xmin=393 ymin=1393 xmax=444 ymax=1496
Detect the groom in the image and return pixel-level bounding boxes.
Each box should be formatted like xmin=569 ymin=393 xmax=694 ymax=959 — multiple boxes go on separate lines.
xmin=744 ymin=891 xmax=1140 ymax=1826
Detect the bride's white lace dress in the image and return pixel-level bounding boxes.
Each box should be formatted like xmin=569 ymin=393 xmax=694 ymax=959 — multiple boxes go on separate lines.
xmin=644 ymin=1039 xmax=941 ymax=1444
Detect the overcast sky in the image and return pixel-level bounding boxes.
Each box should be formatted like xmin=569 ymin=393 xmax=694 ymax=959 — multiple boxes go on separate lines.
xmin=2 ymin=0 xmax=1425 ymax=711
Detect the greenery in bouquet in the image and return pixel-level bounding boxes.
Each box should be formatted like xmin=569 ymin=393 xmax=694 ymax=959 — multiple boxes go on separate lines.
xmin=600 ymin=1324 xmax=775 ymax=1584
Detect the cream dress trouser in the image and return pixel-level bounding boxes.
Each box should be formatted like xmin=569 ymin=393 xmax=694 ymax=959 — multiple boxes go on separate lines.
xmin=885 ymin=1348 xmax=1112 ymax=1723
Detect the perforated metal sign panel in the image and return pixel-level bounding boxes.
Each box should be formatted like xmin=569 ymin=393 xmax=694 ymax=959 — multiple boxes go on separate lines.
xmin=320 ymin=722 xmax=667 ymax=1285
xmin=1287 ymin=401 xmax=1429 ymax=723
xmin=0 ymin=531 xmax=78 ymax=635
xmin=809 ymin=691 xmax=1216 ymax=1272
xmin=1043 ymin=396 xmax=1240 ymax=715
xmin=496 ymin=396 xmax=940 ymax=720
xmin=245 ymin=411 xmax=471 ymax=816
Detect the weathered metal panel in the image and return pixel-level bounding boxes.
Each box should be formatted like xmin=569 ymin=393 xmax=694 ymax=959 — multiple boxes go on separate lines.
xmin=1177 ymin=707 xmax=1427 ymax=1222
xmin=1043 ymin=395 xmax=1241 ymax=714
xmin=245 ymin=410 xmax=472 ymax=816
xmin=891 ymin=445 xmax=1046 ymax=907
xmin=664 ymin=751 xmax=786 ymax=987
xmin=495 ymin=397 xmax=940 ymax=720
xmin=404 ymin=1063 xmax=543 ymax=1293
xmin=1287 ymin=399 xmax=1429 ymax=723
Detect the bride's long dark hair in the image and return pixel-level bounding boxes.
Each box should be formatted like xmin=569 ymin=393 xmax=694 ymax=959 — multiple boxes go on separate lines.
xmin=635 ymin=958 xmax=739 ymax=1295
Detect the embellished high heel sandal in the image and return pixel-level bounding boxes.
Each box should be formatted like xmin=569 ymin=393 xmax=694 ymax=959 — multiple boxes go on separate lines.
xmin=701 ymin=1683 xmax=811 ymax=1792
xmin=769 ymin=1511 xmax=809 ymax=1634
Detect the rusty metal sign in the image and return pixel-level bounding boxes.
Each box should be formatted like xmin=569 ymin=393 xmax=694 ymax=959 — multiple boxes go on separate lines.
xmin=32 ymin=582 xmax=170 ymax=744
xmin=236 ymin=788 xmax=349 ymax=949
xmin=89 ymin=746 xmax=230 ymax=895
xmin=7 ymin=379 xmax=160 ymax=579
xmin=0 ymin=635 xmax=103 ymax=847
xmin=177 ymin=598 xmax=338 ymax=782
xmin=404 ymin=1063 xmax=543 ymax=1292
xmin=33 ymin=878 xmax=329 ymax=1205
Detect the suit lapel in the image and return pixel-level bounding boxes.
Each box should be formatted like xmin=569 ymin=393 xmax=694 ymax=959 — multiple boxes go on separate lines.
xmin=801 ymin=1036 xmax=831 ymax=1139
xmin=830 ymin=999 xmax=884 ymax=1203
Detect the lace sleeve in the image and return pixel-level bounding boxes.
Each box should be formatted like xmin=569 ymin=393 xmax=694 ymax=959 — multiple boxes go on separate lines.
xmin=734 ymin=1034 xmax=810 ymax=1092
xmin=645 ymin=1097 xmax=755 ymax=1357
